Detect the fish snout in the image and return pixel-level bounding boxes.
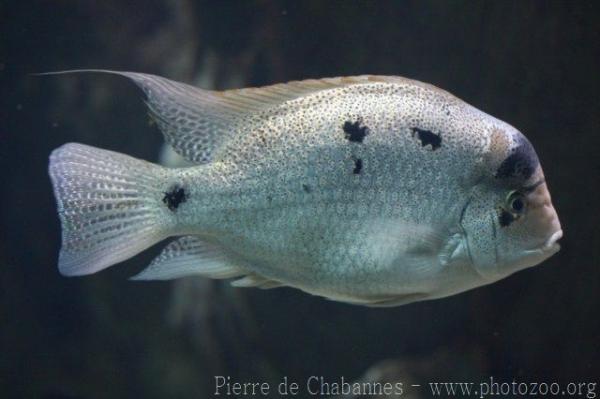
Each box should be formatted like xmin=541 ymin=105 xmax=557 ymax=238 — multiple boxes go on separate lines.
xmin=526 ymin=183 xmax=562 ymax=252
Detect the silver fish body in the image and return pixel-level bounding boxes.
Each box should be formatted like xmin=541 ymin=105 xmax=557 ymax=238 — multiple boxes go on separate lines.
xmin=48 ymin=71 xmax=562 ymax=306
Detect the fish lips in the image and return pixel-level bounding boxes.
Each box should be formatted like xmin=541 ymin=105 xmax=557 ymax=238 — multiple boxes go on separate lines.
xmin=510 ymin=229 xmax=563 ymax=271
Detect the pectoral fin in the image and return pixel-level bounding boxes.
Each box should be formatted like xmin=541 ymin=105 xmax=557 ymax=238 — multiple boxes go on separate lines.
xmin=231 ymin=274 xmax=285 ymax=289
xmin=326 ymin=221 xmax=465 ymax=307
xmin=439 ymin=232 xmax=470 ymax=266
xmin=364 ymin=220 xmax=448 ymax=271
xmin=321 ymin=292 xmax=428 ymax=307
xmin=364 ymin=293 xmax=429 ymax=307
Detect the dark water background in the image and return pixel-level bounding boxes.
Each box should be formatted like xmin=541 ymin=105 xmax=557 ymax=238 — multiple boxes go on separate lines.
xmin=2 ymin=1 xmax=599 ymax=398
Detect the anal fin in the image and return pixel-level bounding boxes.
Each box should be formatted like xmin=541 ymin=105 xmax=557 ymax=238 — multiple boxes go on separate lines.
xmin=131 ymin=236 xmax=244 ymax=281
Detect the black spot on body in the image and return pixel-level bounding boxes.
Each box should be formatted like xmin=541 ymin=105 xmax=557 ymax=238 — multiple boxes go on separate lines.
xmin=343 ymin=118 xmax=369 ymax=143
xmin=353 ymin=158 xmax=363 ymax=174
xmin=411 ymin=127 xmax=442 ymax=150
xmin=495 ymin=133 xmax=539 ymax=180
xmin=302 ymin=184 xmax=312 ymax=193
xmin=163 ymin=186 xmax=187 ymax=211
xmin=499 ymin=210 xmax=515 ymax=227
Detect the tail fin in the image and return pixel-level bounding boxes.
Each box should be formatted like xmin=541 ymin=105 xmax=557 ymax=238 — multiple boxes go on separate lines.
xmin=48 ymin=143 xmax=172 ymax=276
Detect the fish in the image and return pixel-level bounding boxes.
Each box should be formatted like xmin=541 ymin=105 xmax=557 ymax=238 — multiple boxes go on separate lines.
xmin=47 ymin=70 xmax=562 ymax=306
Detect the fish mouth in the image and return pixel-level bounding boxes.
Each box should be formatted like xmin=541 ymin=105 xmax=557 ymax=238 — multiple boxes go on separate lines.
xmin=541 ymin=229 xmax=563 ymax=253
xmin=525 ymin=230 xmax=563 ymax=266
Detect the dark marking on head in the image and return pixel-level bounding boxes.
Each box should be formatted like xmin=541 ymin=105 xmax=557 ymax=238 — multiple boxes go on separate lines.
xmin=162 ymin=185 xmax=187 ymax=211
xmin=495 ymin=133 xmax=539 ymax=180
xmin=353 ymin=158 xmax=363 ymax=174
xmin=266 ymin=195 xmax=273 ymax=203
xmin=411 ymin=127 xmax=442 ymax=150
xmin=499 ymin=209 xmax=515 ymax=227
xmin=302 ymin=184 xmax=312 ymax=193
xmin=343 ymin=118 xmax=369 ymax=143
xmin=522 ymin=179 xmax=545 ymax=194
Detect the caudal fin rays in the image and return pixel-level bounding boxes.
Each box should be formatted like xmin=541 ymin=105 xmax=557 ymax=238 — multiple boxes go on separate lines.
xmin=48 ymin=143 xmax=172 ymax=276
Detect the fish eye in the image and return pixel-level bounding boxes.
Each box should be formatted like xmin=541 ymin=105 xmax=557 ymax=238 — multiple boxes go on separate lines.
xmin=506 ymin=191 xmax=526 ymax=215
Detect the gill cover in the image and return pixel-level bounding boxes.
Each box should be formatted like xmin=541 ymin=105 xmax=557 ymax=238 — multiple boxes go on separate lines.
xmin=460 ymin=191 xmax=499 ymax=281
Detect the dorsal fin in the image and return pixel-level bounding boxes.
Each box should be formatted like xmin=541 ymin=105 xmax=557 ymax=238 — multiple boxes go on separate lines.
xmin=120 ymin=73 xmax=438 ymax=164
xmin=38 ymin=70 xmax=447 ymax=164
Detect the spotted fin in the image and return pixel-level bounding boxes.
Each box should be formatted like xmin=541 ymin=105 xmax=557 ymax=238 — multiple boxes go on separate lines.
xmin=111 ymin=72 xmax=425 ymax=164
xmin=131 ymin=236 xmax=244 ymax=280
xmin=48 ymin=143 xmax=172 ymax=276
xmin=38 ymin=70 xmax=447 ymax=164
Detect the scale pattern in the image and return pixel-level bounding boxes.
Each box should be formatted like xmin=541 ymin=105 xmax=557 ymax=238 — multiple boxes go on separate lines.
xmin=48 ymin=71 xmax=560 ymax=306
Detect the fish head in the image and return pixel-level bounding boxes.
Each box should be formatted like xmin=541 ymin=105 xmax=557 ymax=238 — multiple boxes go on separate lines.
xmin=461 ymin=126 xmax=562 ymax=282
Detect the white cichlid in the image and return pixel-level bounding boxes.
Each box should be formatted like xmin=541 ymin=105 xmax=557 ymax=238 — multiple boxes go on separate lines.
xmin=48 ymin=71 xmax=562 ymax=306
